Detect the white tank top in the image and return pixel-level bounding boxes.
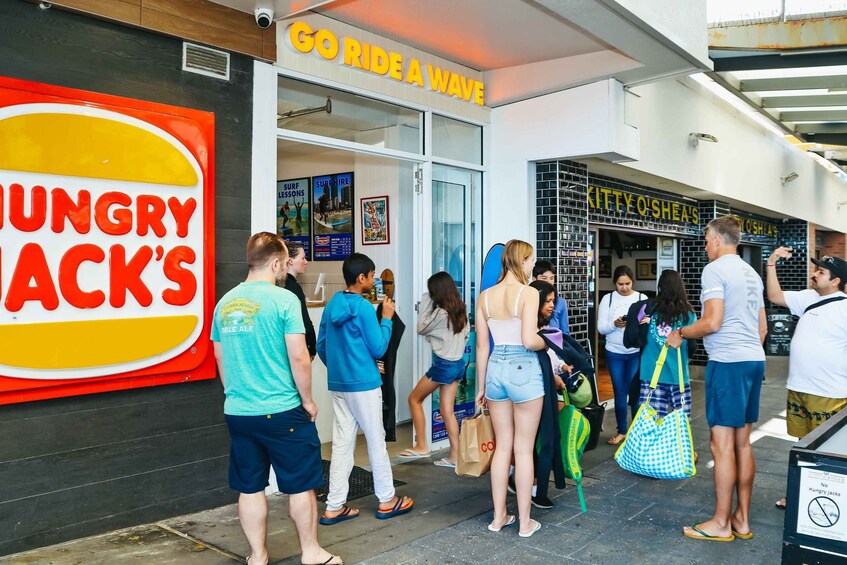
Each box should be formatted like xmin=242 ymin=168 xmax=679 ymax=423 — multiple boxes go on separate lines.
xmin=484 ymin=286 xmax=526 ymax=346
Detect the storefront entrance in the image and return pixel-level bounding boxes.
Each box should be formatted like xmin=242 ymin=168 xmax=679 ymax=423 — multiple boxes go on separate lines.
xmin=589 ymin=229 xmax=679 ymax=401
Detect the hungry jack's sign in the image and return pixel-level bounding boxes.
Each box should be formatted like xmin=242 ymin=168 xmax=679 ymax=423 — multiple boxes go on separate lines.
xmin=0 ymin=76 xmax=216 ymax=404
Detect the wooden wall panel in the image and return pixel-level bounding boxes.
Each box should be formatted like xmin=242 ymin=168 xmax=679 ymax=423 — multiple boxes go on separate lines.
xmin=45 ymin=0 xmax=276 ymax=60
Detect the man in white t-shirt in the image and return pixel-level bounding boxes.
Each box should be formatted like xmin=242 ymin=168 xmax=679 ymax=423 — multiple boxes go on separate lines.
xmin=666 ymin=215 xmax=767 ymax=543
xmin=765 ymin=249 xmax=847 ymax=510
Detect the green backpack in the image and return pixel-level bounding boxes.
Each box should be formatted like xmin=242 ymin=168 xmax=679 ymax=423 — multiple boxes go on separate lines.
xmin=560 ymin=392 xmax=589 ymax=513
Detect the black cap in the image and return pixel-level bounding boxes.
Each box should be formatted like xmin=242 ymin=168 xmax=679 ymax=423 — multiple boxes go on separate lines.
xmin=811 ymin=256 xmax=847 ymax=282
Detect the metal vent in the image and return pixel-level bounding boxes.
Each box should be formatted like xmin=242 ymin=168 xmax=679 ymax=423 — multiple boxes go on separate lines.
xmin=182 ymin=42 xmax=230 ymax=81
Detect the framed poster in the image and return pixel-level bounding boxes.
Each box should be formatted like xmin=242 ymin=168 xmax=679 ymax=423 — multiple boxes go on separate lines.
xmin=636 ymin=259 xmax=657 ymax=280
xmin=361 ymin=195 xmax=390 ymax=245
xmin=598 ymin=255 xmax=612 ymax=278
xmin=277 ymin=177 xmax=311 ymax=258
xmin=312 ymin=172 xmax=354 ymax=260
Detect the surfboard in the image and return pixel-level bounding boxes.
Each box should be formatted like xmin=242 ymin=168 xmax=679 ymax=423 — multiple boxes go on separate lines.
xmin=479 ymin=243 xmax=505 ymax=350
xmin=313 ymin=214 xmax=351 ymax=230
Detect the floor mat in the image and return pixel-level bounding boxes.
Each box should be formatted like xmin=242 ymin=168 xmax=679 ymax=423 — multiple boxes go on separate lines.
xmin=315 ymin=460 xmax=406 ymax=502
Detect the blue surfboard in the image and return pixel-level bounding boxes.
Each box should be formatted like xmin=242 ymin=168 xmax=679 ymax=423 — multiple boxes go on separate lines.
xmin=479 ymin=243 xmax=505 ymax=350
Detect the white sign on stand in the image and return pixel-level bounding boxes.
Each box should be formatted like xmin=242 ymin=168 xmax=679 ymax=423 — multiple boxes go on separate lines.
xmin=797 ymin=468 xmax=846 ymax=542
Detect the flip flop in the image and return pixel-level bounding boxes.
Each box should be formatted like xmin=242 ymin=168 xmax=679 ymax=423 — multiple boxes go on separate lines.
xmin=607 ymin=434 xmax=626 ymax=446
xmin=775 ymin=499 xmax=787 ymax=510
xmin=732 ymin=529 xmax=754 ymax=540
xmin=487 ymin=515 xmax=516 ymax=532
xmin=434 ymin=458 xmax=456 ymax=468
xmin=683 ymin=524 xmax=735 ymax=542
xmin=375 ymin=496 xmax=414 ymax=519
xmin=319 ymin=505 xmax=359 ymax=526
xmin=518 ymin=519 xmax=542 ymax=538
xmin=304 ymin=556 xmax=344 ymax=565
xmin=397 ymin=449 xmax=430 ymax=460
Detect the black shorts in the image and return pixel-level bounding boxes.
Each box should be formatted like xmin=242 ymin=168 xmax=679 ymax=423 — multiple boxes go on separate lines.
xmin=225 ymin=405 xmax=323 ymax=494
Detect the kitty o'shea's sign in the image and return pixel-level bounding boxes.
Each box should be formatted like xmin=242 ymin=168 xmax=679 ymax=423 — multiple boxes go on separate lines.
xmin=0 ymin=76 xmax=216 ymax=404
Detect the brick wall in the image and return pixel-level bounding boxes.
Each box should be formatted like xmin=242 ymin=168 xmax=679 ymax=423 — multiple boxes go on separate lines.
xmin=821 ymin=231 xmax=847 ymax=259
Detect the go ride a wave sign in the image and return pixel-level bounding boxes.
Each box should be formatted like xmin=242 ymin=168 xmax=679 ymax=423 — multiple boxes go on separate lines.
xmin=0 ymin=77 xmax=216 ymax=403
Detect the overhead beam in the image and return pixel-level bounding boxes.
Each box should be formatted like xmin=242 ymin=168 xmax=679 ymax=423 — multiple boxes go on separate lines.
xmin=713 ymin=51 xmax=847 ymax=72
xmin=762 ymin=94 xmax=847 ymax=108
xmin=804 ymin=133 xmax=847 ymax=145
xmin=740 ymin=75 xmax=847 ymax=92
xmin=781 ymin=109 xmax=847 ymax=121
xmin=709 ymin=17 xmax=847 ymax=51
xmin=795 ymin=123 xmax=847 ymax=134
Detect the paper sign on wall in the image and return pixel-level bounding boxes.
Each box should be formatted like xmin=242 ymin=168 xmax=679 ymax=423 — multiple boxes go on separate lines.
xmin=797 ymin=468 xmax=846 ymax=542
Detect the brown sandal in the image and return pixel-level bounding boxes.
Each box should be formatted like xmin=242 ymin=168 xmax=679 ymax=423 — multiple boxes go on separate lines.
xmin=607 ymin=434 xmax=626 ymax=446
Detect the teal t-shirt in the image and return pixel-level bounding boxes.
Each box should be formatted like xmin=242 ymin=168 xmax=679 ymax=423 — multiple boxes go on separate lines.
xmin=211 ymin=281 xmax=306 ymax=416
xmin=639 ymin=311 xmax=696 ymax=386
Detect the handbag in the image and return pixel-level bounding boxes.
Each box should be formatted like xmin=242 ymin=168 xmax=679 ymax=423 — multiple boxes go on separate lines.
xmin=559 ymin=392 xmax=589 ymax=512
xmin=455 ymin=409 xmax=495 ymax=478
xmin=614 ymin=345 xmax=696 ymax=480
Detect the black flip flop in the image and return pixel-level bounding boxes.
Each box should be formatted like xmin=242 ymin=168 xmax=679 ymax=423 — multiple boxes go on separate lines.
xmin=319 ymin=505 xmax=359 ymax=526
xmin=775 ymin=499 xmax=786 ymax=510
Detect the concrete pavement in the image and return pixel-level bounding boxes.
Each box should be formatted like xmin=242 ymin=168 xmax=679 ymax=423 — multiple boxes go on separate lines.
xmin=1 ymin=358 xmax=794 ymax=564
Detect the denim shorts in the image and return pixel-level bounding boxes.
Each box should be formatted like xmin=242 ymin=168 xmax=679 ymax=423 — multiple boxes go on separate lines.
xmin=705 ymin=361 xmax=765 ymax=428
xmin=225 ymin=405 xmax=323 ymax=494
xmin=426 ymin=354 xmax=466 ymax=385
xmin=485 ymin=345 xmax=544 ymax=404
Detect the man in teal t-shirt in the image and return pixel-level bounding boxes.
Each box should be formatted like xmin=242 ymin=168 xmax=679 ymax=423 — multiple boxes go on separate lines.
xmin=211 ymin=232 xmax=341 ymax=565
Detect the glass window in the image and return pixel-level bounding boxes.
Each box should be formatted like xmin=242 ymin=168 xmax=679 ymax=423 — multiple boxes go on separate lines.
xmin=277 ymin=76 xmax=422 ymax=154
xmin=432 ymin=115 xmax=482 ymax=165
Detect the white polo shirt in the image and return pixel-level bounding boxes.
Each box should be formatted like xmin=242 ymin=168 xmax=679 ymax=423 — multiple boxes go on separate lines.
xmin=784 ymin=289 xmax=847 ymax=398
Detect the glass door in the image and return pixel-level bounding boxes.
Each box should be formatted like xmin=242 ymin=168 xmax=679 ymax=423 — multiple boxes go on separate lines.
xmin=428 ymin=165 xmax=480 ymax=447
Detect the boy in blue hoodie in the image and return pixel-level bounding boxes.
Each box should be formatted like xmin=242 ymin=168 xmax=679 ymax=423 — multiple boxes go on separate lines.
xmin=317 ymin=253 xmax=414 ymax=525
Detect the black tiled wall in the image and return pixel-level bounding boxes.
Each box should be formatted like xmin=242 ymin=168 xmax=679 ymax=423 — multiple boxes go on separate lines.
xmin=535 ymin=161 xmax=590 ymax=348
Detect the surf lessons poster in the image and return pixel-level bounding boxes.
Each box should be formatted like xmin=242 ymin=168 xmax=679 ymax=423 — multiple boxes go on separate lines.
xmin=312 ymin=172 xmax=354 ymax=261
xmin=277 ymin=178 xmax=311 ymax=258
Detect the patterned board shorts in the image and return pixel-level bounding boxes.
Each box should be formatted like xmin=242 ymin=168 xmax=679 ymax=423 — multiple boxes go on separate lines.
xmin=786 ymin=390 xmax=847 ymax=438
xmin=638 ymin=380 xmax=692 ymax=419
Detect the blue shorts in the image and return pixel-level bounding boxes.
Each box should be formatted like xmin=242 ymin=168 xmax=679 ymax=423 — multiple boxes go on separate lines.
xmin=485 ymin=345 xmax=544 ymax=404
xmin=225 ymin=405 xmax=323 ymax=494
xmin=705 ymin=361 xmax=765 ymax=428
xmin=426 ymin=354 xmax=466 ymax=385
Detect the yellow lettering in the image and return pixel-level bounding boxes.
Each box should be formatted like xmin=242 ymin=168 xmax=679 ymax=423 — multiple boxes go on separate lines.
xmin=362 ymin=43 xmax=371 ymax=71
xmin=474 ymin=82 xmax=485 ymax=106
xmin=343 ymin=37 xmax=363 ymax=68
xmin=446 ymin=72 xmax=463 ymax=98
xmin=371 ymin=45 xmax=389 ymax=75
xmin=287 ymin=21 xmax=314 ymax=54
xmin=405 ymin=59 xmax=424 ymax=86
xmin=388 ymin=52 xmax=403 ymax=80
xmin=427 ymin=65 xmax=450 ymax=93
xmin=314 ymin=29 xmax=338 ymax=60
xmin=637 ymin=196 xmax=648 ymax=216
xmin=460 ymin=76 xmax=474 ymax=101
xmin=692 ymin=208 xmax=699 ymax=224
xmin=651 ymin=199 xmax=661 ymax=218
xmin=680 ymin=206 xmax=689 ymax=223
xmin=623 ymin=193 xmax=633 ymax=213
xmin=588 ymin=186 xmax=596 ymax=209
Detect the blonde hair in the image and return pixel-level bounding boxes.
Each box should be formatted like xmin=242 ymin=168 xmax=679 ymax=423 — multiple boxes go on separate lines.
xmin=707 ymin=215 xmax=742 ymax=246
xmin=498 ymin=239 xmax=533 ymax=285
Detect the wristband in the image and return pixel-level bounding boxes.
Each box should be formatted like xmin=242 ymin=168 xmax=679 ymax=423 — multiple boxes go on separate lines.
xmin=679 ymin=327 xmax=685 ymax=340
xmin=766 ymin=263 xmax=776 ymax=267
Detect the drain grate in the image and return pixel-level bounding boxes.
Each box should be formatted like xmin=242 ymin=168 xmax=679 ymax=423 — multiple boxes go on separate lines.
xmin=315 ymin=460 xmax=406 ymax=502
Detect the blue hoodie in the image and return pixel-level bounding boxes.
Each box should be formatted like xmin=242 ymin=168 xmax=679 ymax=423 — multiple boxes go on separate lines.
xmin=317 ymin=292 xmax=393 ymax=392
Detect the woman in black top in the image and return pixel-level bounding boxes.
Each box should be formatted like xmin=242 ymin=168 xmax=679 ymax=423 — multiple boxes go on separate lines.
xmin=283 ymin=241 xmax=317 ymax=358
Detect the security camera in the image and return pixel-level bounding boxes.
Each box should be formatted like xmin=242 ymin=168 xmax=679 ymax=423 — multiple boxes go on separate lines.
xmin=254 ymin=8 xmax=274 ymax=29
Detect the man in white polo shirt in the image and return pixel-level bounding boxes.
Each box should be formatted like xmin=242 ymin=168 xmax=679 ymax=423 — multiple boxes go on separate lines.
xmin=765 ymin=249 xmax=847 ymax=509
